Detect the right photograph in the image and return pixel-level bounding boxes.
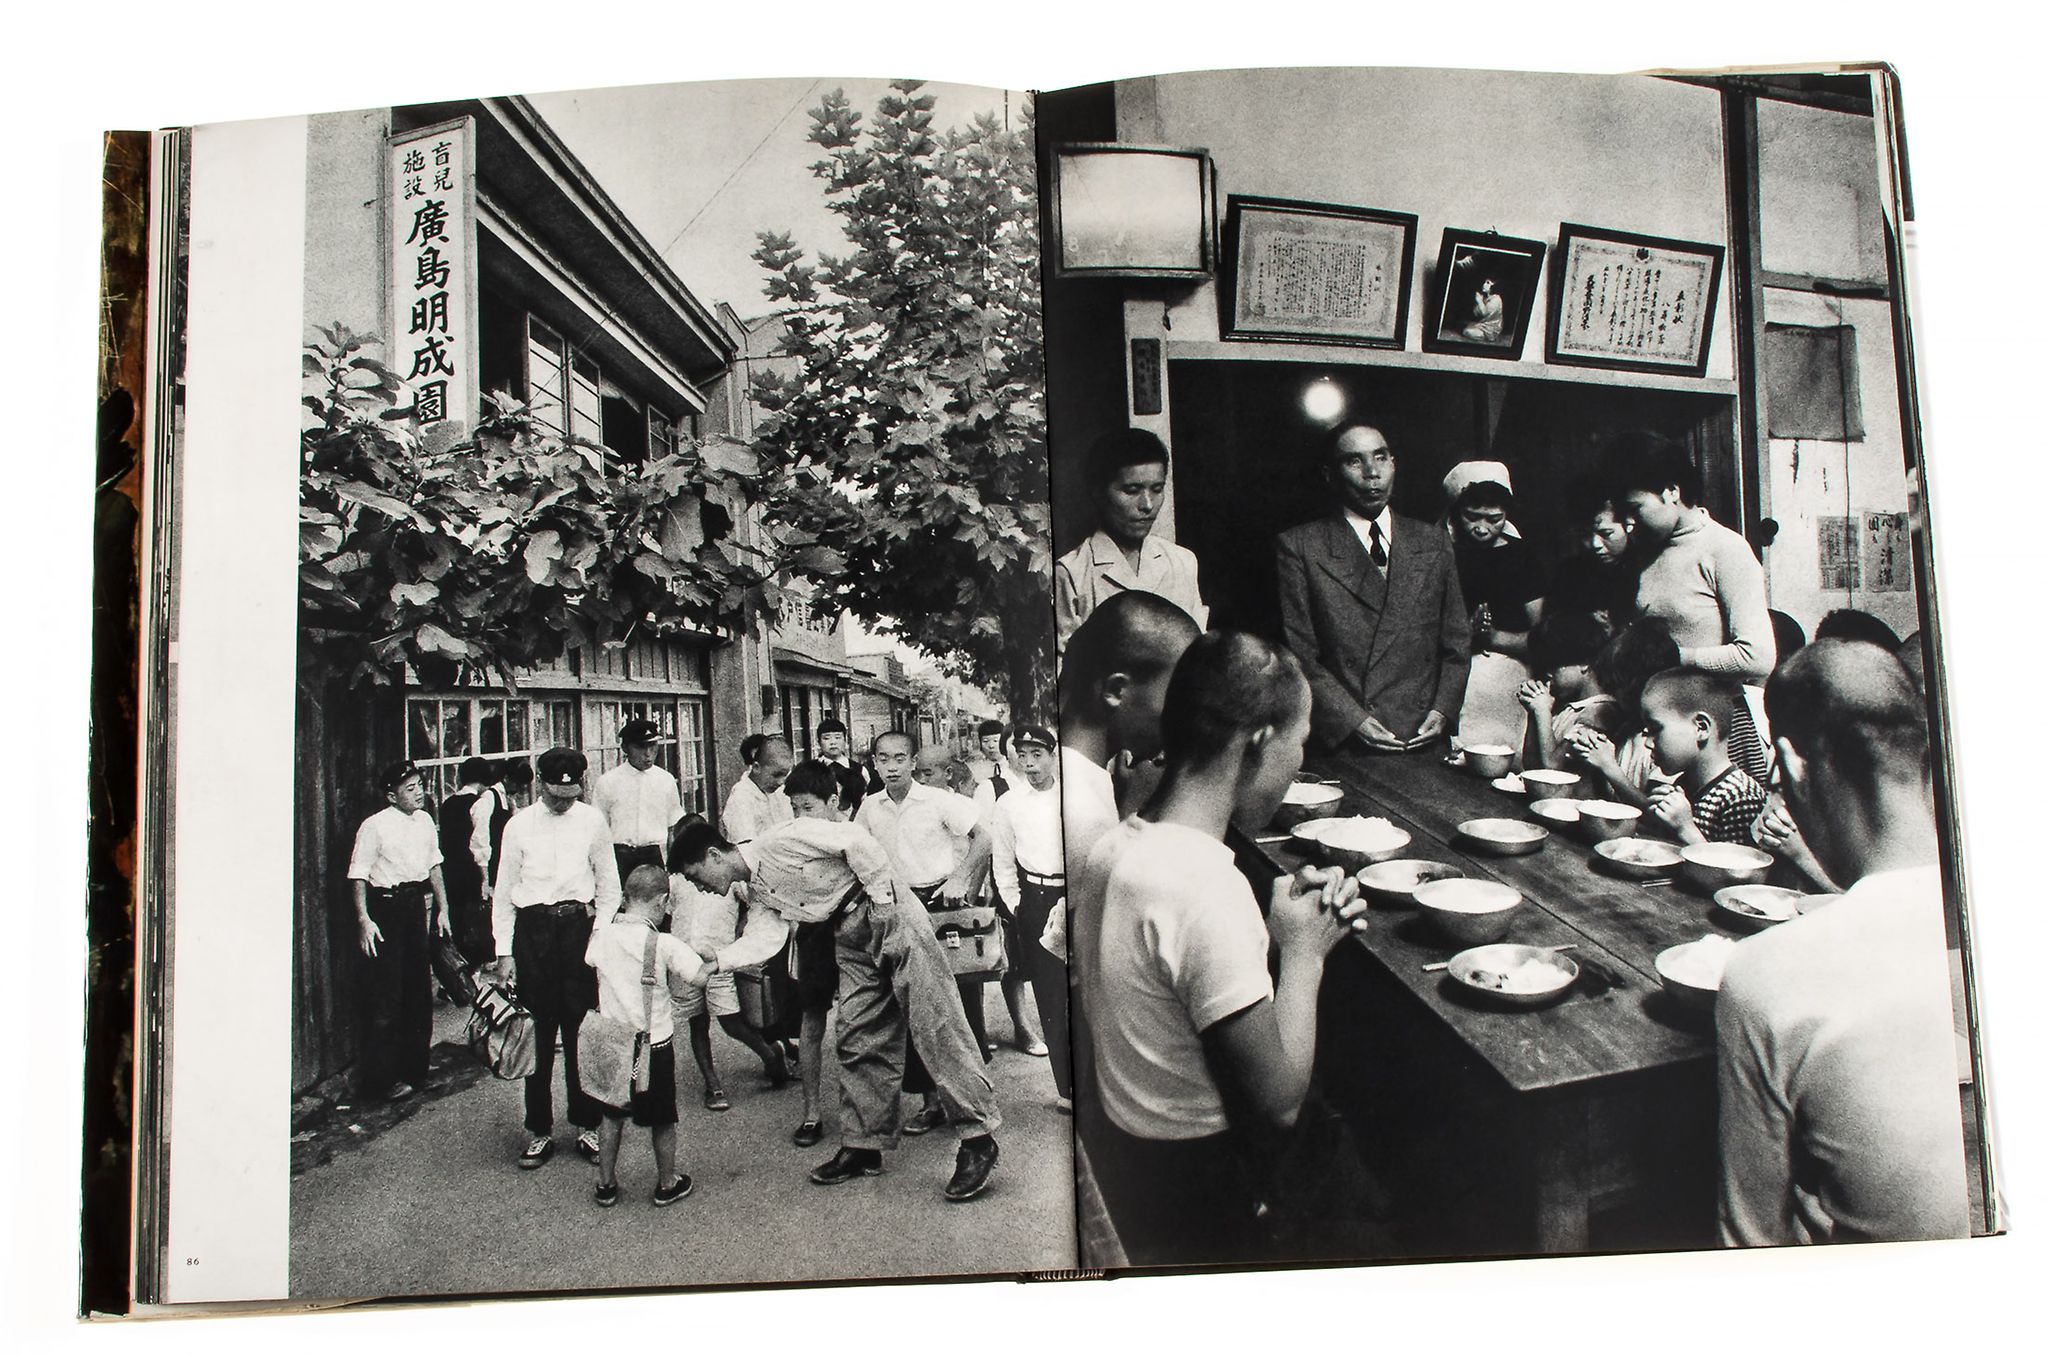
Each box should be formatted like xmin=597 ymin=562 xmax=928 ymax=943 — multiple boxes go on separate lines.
xmin=1038 ymin=66 xmax=1994 ymax=1271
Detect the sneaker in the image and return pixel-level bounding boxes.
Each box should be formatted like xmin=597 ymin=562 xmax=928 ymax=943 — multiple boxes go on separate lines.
xmin=386 ymin=1081 xmax=416 ymax=1102
xmin=809 ymin=1148 xmax=884 ymax=1186
xmin=901 ymin=1102 xmax=945 ymax=1137
xmin=1018 ymin=1037 xmax=1050 ymax=1058
xmin=791 ymin=1119 xmax=825 ymax=1149
xmin=703 ymin=1087 xmax=731 ymax=1112
xmin=575 ymin=1129 xmax=602 ymax=1163
xmin=944 ymin=1135 xmax=999 ymax=1202
xmin=1052 ymin=1095 xmax=1074 ymax=1115
xmin=518 ymin=1136 xmax=554 ymax=1170
xmin=594 ymin=1182 xmax=620 ymax=1208
xmin=652 ymin=1176 xmax=695 ymax=1207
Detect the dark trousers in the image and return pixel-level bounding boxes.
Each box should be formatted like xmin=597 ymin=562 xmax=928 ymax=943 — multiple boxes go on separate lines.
xmin=511 ymin=903 xmax=600 ymax=1135
xmin=1087 ymin=1114 xmax=1263 ymax=1268
xmin=613 ymin=844 xmax=665 ymax=890
xmin=1015 ymin=876 xmax=1072 ymax=1100
xmin=358 ymin=885 xmax=433 ymax=1097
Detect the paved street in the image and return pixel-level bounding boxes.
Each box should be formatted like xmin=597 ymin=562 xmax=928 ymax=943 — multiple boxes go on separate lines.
xmin=290 ymin=996 xmax=1076 ymax=1297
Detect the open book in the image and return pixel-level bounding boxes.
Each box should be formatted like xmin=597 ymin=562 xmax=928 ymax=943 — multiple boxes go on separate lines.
xmin=85 ymin=61 xmax=2001 ymax=1314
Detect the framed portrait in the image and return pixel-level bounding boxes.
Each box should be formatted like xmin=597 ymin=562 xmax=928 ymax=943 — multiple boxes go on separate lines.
xmin=1421 ymin=228 xmax=1545 ymax=360
xmin=1545 ymin=223 xmax=1725 ymax=376
xmin=1222 ymin=195 xmax=1416 ymax=348
xmin=1048 ymin=144 xmax=1216 ymax=281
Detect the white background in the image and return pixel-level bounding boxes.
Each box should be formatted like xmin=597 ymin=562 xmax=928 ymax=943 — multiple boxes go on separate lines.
xmin=8 ymin=1 xmax=2043 ymax=1348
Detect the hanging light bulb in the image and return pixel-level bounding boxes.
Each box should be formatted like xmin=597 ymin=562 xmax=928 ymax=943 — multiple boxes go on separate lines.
xmin=1302 ymin=376 xmax=1346 ymax=426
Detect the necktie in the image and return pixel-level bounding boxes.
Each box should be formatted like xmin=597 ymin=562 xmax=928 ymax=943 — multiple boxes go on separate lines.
xmin=1369 ymin=521 xmax=1388 ymax=568
xmin=991 ymin=768 xmax=1009 ymax=799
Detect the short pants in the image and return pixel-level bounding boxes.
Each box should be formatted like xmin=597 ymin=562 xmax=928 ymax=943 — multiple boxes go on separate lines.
xmin=619 ymin=1039 xmax=678 ymax=1129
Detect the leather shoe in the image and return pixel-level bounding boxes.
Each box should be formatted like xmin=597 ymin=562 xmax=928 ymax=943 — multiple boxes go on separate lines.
xmin=809 ymin=1148 xmax=883 ymax=1186
xmin=791 ymin=1119 xmax=824 ymax=1148
xmin=943 ymin=1136 xmax=999 ymax=1202
xmin=764 ymin=1046 xmax=791 ymax=1088
xmin=901 ymin=1102 xmax=945 ymax=1137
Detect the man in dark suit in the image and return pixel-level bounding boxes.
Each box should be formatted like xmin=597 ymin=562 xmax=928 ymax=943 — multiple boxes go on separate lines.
xmin=1275 ymin=423 xmax=1470 ymax=752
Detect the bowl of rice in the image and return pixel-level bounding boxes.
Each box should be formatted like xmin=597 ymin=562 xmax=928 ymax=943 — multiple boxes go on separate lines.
xmin=1461 ymin=743 xmax=1517 ymax=780
xmin=1272 ymin=781 xmax=1344 ymax=830
xmin=1448 ymin=943 xmax=1580 ymax=1008
xmin=1415 ymin=877 xmax=1523 ymax=945
xmin=1593 ymin=837 xmax=1684 ymax=879
xmin=1356 ymin=859 xmax=1465 ymax=907
xmin=1292 ymin=815 xmax=1413 ymax=872
xmin=1574 ymin=800 xmax=1643 ymax=843
xmin=1655 ymin=935 xmax=1741 ymax=1013
xmin=1520 ymin=768 xmax=1583 ymax=795
xmin=1527 ymin=798 xmax=1582 ymax=831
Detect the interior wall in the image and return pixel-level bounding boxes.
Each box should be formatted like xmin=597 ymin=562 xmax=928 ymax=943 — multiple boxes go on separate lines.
xmin=1121 ymin=68 xmax=1734 ymax=379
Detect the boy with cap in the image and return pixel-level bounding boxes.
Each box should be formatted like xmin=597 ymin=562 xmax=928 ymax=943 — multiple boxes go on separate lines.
xmin=673 ymin=816 xmax=1001 ymax=1202
xmin=492 ymin=747 xmax=623 ymax=1169
xmin=989 ymin=725 xmax=1072 ymax=1109
xmin=347 ymin=761 xmax=452 ymax=1101
xmin=438 ymin=756 xmax=498 ymax=968
xmin=592 ymin=718 xmax=685 ymax=884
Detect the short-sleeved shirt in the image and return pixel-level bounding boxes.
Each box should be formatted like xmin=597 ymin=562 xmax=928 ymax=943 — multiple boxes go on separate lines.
xmin=1692 ymin=764 xmax=1769 ymax=844
xmin=721 ymin=774 xmax=792 ymax=845
xmin=1716 ymin=865 xmax=1968 ymax=1244
xmin=591 ymin=761 xmax=684 ymax=848
xmin=584 ymin=917 xmax=706 ymax=1045
xmin=347 ymin=805 xmax=442 ymax=887
xmin=991 ymin=779 xmax=1064 ymax=908
xmin=1092 ymin=818 xmax=1275 ymax=1141
xmin=855 ymin=781 xmax=979 ymax=889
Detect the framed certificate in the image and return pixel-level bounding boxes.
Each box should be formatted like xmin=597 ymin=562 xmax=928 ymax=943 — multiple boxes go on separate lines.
xmin=1546 ymin=223 xmax=1724 ymax=376
xmin=1048 ymin=144 xmax=1216 ymax=281
xmin=1221 ymin=195 xmax=1417 ymax=348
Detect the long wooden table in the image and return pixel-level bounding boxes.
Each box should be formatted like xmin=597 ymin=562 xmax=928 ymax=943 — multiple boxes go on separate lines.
xmin=1239 ymin=749 xmax=1756 ymax=1256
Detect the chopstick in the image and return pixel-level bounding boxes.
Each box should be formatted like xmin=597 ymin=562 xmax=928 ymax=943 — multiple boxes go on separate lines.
xmin=1637 ymin=878 xmax=1675 ymax=889
xmin=1422 ymin=944 xmax=1576 ymax=972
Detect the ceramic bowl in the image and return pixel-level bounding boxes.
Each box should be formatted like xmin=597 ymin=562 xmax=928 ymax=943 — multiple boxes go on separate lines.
xmin=1356 ymin=859 xmax=1464 ymax=907
xmin=1462 ymin=744 xmax=1517 ymax=780
xmin=1272 ymin=781 xmax=1343 ymax=830
xmin=1593 ymin=837 xmax=1685 ymax=879
xmin=1448 ymin=943 xmax=1579 ymax=1008
xmin=1455 ymin=817 xmax=1549 ymax=856
xmin=1712 ymin=884 xmax=1805 ymax=932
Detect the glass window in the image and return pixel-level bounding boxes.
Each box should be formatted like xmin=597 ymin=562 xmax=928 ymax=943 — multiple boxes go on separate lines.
xmin=527 ymin=319 xmax=567 ymax=437
xmin=571 ymin=353 xmax=603 ymax=444
xmin=407 ymin=692 xmax=571 ymax=806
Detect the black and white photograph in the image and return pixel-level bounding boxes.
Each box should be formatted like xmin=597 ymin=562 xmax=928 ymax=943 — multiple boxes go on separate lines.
xmin=1039 ymin=64 xmax=1992 ymax=1271
xmin=38 ymin=15 xmax=2043 ymax=1342
xmin=285 ymin=77 xmax=1068 ymax=1297
xmin=1422 ymin=227 xmax=1546 ymax=358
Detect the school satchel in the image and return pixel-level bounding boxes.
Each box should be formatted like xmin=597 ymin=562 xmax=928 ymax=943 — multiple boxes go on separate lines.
xmin=576 ymin=929 xmax=659 ymax=1110
xmin=929 ymin=904 xmax=1006 ymax=980
xmin=465 ymin=975 xmax=537 ymax=1081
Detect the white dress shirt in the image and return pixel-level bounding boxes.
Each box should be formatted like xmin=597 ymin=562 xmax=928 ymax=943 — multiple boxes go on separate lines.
xmin=721 ymin=774 xmax=793 ymax=844
xmin=469 ymin=785 xmax=507 ymax=880
xmin=347 ymin=806 xmax=443 ymax=887
xmin=713 ymin=818 xmax=901 ymax=971
xmin=1343 ymin=505 xmax=1393 ymax=569
xmin=991 ymin=779 xmax=1064 ymax=908
xmin=591 ymin=761 xmax=684 ymax=848
xmin=491 ymin=800 xmax=624 ymax=955
xmin=855 ymin=781 xmax=979 ymax=888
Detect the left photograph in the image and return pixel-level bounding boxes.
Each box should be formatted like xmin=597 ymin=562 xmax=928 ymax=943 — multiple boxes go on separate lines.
xmin=288 ymin=81 xmax=1064 ymax=1296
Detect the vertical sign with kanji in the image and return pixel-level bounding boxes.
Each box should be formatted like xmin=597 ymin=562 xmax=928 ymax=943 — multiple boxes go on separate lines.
xmin=387 ymin=117 xmax=476 ymax=453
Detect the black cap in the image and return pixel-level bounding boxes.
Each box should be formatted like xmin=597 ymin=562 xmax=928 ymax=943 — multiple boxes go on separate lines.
xmin=1011 ymin=724 xmax=1056 ymax=751
xmin=536 ymin=746 xmax=587 ymax=788
xmin=619 ymin=718 xmax=662 ymax=746
xmin=379 ymin=760 xmax=423 ymax=793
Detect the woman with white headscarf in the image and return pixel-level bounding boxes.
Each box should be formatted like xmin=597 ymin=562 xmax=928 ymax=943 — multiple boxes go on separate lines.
xmin=1442 ymin=460 xmax=1545 ymax=659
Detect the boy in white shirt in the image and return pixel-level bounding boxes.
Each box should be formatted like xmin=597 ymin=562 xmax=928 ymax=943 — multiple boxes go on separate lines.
xmin=346 ymin=761 xmax=451 ymax=1103
xmin=583 ymin=865 xmax=711 ymax=1208
xmin=989 ymin=725 xmax=1070 ymax=1107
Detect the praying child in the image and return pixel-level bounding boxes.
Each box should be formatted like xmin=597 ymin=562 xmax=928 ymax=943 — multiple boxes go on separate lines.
xmin=582 ymin=865 xmax=711 ymax=1209
xmin=1639 ymin=668 xmax=1769 ymax=845
xmin=1516 ymin=612 xmax=1625 ymax=770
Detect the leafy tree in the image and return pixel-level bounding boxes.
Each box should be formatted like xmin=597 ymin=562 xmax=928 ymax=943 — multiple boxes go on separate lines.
xmin=299 ymin=323 xmax=771 ymax=689
xmin=748 ymin=81 xmax=1052 ymax=719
